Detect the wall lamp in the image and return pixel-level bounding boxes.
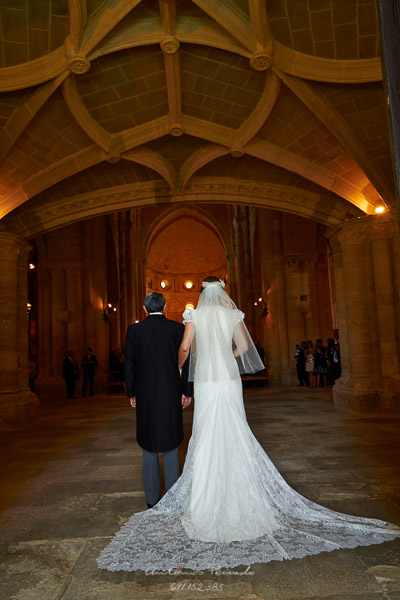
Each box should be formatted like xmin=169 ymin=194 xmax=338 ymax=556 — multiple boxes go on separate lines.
xmin=103 ymin=302 xmax=117 ymax=322
xmin=254 ymin=297 xmax=268 ymax=318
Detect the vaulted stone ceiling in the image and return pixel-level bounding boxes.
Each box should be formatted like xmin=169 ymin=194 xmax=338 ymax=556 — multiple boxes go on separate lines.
xmin=0 ymin=0 xmax=395 ymax=237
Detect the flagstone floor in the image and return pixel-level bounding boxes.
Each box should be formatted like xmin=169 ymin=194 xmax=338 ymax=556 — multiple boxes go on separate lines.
xmin=1 ymin=387 xmax=400 ymax=600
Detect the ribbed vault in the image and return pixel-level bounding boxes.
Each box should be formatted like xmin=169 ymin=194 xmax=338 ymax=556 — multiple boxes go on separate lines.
xmin=0 ymin=0 xmax=394 ymax=236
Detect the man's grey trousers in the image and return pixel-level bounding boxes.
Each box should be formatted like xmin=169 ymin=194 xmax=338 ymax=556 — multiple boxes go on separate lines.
xmin=142 ymin=446 xmax=180 ymax=505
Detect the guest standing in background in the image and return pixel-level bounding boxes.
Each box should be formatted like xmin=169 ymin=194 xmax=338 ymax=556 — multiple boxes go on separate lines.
xmin=63 ymin=350 xmax=79 ymax=398
xmin=81 ymin=347 xmax=98 ymax=397
xmin=313 ymin=339 xmax=328 ymax=388
xmin=254 ymin=341 xmax=265 ymax=368
xmin=327 ymin=338 xmax=336 ymax=386
xmin=331 ymin=344 xmax=341 ymax=383
xmin=296 ymin=341 xmax=309 ymax=386
xmin=305 ymin=341 xmax=315 ymax=388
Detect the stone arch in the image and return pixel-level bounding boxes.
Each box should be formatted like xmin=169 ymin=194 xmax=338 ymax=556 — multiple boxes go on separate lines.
xmin=144 ymin=208 xmax=228 ymax=321
xmin=141 ymin=204 xmax=232 ymax=261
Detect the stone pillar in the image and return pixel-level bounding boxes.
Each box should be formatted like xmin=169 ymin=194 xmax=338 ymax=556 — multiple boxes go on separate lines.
xmin=66 ymin=265 xmax=84 ymax=354
xmin=283 ymin=256 xmax=307 ymax=381
xmin=50 ymin=267 xmax=67 ymax=377
xmin=327 ymin=212 xmax=400 ymax=411
xmin=125 ymin=213 xmax=136 ymax=326
xmin=271 ymin=214 xmax=291 ymax=385
xmin=241 ymin=206 xmax=256 ymax=336
xmin=0 ymin=233 xmax=39 ymax=428
xmin=89 ymin=217 xmax=108 ymax=388
xmin=118 ymin=212 xmax=128 ymax=339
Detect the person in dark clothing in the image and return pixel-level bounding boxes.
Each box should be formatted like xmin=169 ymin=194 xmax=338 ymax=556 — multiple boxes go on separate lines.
xmin=63 ymin=350 xmax=79 ymax=398
xmin=254 ymin=341 xmax=265 ymax=366
xmin=327 ymin=338 xmax=336 ymax=386
xmin=109 ymin=346 xmax=123 ymax=381
xmin=124 ymin=292 xmax=192 ymax=509
xmin=313 ymin=339 xmax=328 ymax=388
xmin=296 ymin=341 xmax=309 ymax=386
xmin=81 ymin=347 xmax=98 ymax=397
xmin=331 ymin=344 xmax=341 ymax=382
xmin=109 ymin=347 xmax=121 ymax=371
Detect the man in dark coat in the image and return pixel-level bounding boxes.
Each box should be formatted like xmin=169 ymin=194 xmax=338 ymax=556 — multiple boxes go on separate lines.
xmin=124 ymin=292 xmax=193 ymax=509
xmin=296 ymin=341 xmax=309 ymax=386
xmin=81 ymin=347 xmax=98 ymax=397
xmin=63 ymin=350 xmax=79 ymax=398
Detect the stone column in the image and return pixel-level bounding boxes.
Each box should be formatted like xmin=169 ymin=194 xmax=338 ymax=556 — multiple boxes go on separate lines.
xmin=271 ymin=214 xmax=291 ymax=385
xmin=241 ymin=206 xmax=256 ymax=336
xmin=89 ymin=217 xmax=108 ymax=389
xmin=50 ymin=267 xmax=67 ymax=377
xmin=327 ymin=212 xmax=400 ymax=411
xmin=125 ymin=213 xmax=136 ymax=326
xmin=118 ymin=212 xmax=128 ymax=339
xmin=0 ymin=232 xmax=39 ymax=428
xmin=283 ymin=256 xmax=307 ymax=381
xmin=233 ymin=209 xmax=246 ymax=310
xmin=66 ymin=265 xmax=84 ymax=355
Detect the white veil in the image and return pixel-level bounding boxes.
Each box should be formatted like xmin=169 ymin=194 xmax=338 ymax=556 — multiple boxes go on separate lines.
xmin=183 ymin=280 xmax=265 ymax=382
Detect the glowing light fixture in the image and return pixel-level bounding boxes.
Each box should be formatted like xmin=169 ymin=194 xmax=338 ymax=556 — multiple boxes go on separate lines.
xmin=375 ymin=206 xmax=385 ymax=214
xmin=135 ymin=320 xmax=139 ymax=323
xmin=29 ymin=263 xmax=35 ymax=270
xmin=160 ymin=279 xmax=170 ymax=290
xmin=184 ymin=280 xmax=194 ymax=290
xmin=185 ymin=302 xmax=195 ymax=310
xmin=103 ymin=303 xmax=117 ymax=322
xmin=255 ymin=297 xmax=268 ymax=318
xmin=27 ymin=303 xmax=32 ymax=310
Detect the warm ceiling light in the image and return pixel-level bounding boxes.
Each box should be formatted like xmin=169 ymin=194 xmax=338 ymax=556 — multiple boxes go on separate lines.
xmin=108 ymin=303 xmax=112 ymax=308
xmin=185 ymin=302 xmax=195 ymax=310
xmin=258 ymin=297 xmax=262 ymax=302
xmin=184 ymin=280 xmax=193 ymax=289
xmin=254 ymin=302 xmax=258 ymax=306
xmin=29 ymin=263 xmax=35 ymax=269
xmin=135 ymin=320 xmax=139 ymax=323
xmin=375 ymin=206 xmax=385 ymax=213
xmin=113 ymin=307 xmax=117 ymax=312
xmin=160 ymin=280 xmax=167 ymax=289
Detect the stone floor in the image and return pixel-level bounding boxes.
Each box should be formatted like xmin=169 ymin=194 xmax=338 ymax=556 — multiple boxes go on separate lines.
xmin=1 ymin=386 xmax=400 ymax=600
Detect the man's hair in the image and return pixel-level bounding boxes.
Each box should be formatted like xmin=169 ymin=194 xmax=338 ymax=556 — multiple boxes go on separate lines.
xmin=87 ymin=347 xmax=92 ymax=352
xmin=145 ymin=292 xmax=165 ymax=313
xmin=316 ymin=338 xmax=322 ymax=344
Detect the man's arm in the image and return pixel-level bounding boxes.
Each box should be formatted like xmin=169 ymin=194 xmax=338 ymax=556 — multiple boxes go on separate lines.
xmin=179 ymin=324 xmax=193 ymax=399
xmin=123 ymin=325 xmax=136 ymax=399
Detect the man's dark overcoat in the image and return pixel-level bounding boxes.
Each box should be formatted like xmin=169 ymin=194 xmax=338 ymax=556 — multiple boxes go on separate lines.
xmin=124 ymin=314 xmax=192 ymax=452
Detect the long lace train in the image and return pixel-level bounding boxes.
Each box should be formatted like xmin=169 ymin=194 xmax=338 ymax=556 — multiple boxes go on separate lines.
xmin=97 ymin=379 xmax=400 ymax=572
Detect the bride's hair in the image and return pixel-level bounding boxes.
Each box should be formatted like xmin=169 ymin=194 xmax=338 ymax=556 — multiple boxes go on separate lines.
xmin=202 ymin=275 xmax=220 ymax=287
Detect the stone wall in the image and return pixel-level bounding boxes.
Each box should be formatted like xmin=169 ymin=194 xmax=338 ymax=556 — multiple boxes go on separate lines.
xmin=327 ymin=212 xmax=400 ymax=411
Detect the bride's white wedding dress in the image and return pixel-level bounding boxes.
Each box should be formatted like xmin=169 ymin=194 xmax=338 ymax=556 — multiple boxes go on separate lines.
xmin=97 ymin=284 xmax=400 ymax=572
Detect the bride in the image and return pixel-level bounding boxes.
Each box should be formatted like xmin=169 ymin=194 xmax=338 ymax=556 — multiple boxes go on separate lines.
xmin=97 ymin=276 xmax=400 ymax=572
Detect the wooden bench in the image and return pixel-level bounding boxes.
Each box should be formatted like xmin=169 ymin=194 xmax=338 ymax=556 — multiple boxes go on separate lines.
xmin=241 ymin=371 xmax=270 ymax=388
xmin=107 ymin=371 xmax=126 ymax=394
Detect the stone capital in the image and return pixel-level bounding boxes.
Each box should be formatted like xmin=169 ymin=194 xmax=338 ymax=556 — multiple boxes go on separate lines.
xmin=0 ymin=232 xmax=31 ymax=259
xmin=326 ymin=212 xmax=399 ymax=248
xmin=283 ymin=255 xmax=314 ymax=269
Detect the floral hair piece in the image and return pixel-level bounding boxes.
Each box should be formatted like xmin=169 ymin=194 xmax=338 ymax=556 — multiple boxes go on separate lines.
xmin=202 ymin=279 xmax=226 ymax=288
